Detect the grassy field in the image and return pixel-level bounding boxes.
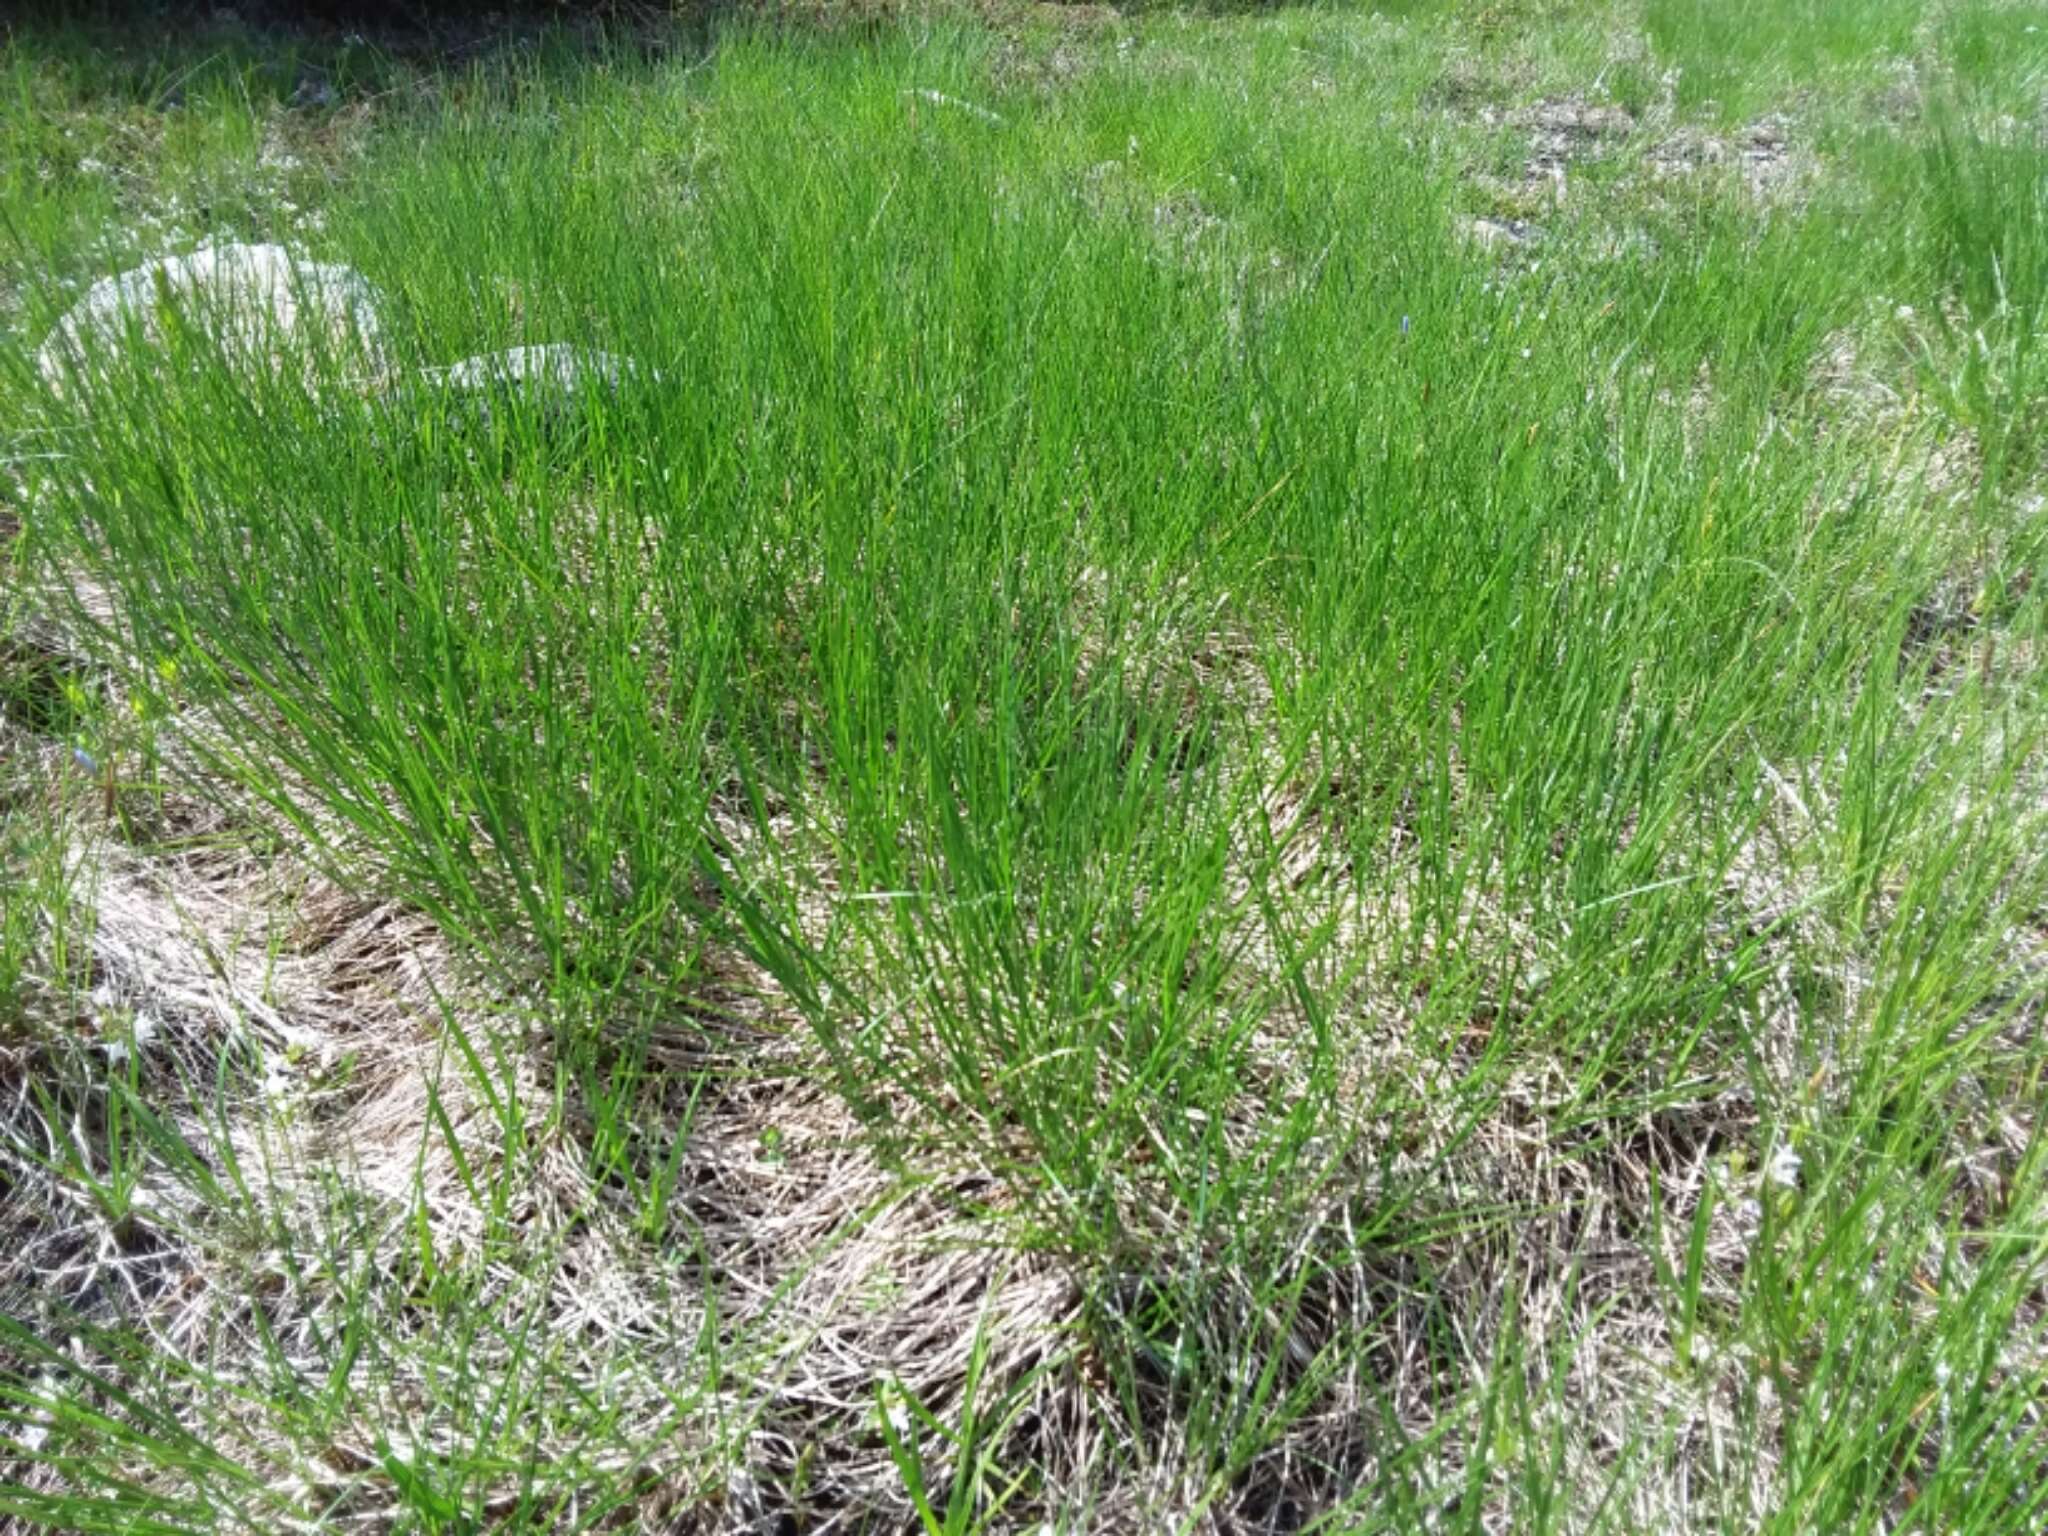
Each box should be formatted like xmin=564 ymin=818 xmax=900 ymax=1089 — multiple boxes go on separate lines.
xmin=2 ymin=0 xmax=2046 ymax=1530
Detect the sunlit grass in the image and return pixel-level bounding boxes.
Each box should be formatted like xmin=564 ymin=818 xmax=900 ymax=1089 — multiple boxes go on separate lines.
xmin=1646 ymin=0 xmax=1927 ymax=116
xmin=2 ymin=4 xmax=2045 ymax=1531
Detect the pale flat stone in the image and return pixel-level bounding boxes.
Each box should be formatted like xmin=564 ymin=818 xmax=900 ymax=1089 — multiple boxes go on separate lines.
xmin=37 ymin=243 xmax=391 ymax=395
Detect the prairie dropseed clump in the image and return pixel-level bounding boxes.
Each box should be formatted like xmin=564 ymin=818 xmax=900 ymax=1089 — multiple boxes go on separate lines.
xmin=1 ymin=4 xmax=2045 ymax=1533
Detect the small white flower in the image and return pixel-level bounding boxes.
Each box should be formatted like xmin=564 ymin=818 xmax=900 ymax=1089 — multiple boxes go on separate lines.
xmin=1766 ymin=1143 xmax=1802 ymax=1190
xmin=876 ymin=1387 xmax=913 ymax=1437
xmin=106 ymin=1010 xmax=161 ymax=1068
xmin=17 ymin=1374 xmax=60 ymax=1453
xmin=261 ymin=1057 xmax=296 ymax=1103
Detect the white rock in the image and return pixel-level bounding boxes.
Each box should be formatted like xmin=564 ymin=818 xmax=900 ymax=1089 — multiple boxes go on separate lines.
xmin=36 ymin=242 xmax=391 ymax=395
xmin=417 ymin=344 xmax=645 ymax=430
xmin=427 ymin=343 xmax=637 ymax=393
xmin=1463 ymin=215 xmax=1537 ymax=249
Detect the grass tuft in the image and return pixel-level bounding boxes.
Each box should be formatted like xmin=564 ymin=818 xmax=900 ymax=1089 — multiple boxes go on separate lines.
xmin=1 ymin=2 xmax=2045 ymax=1530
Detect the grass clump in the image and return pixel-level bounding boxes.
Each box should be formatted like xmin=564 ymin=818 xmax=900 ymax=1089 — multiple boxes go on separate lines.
xmin=0 ymin=787 xmax=90 ymax=1033
xmin=1 ymin=3 xmax=2046 ymax=1532
xmin=0 ymin=548 xmax=94 ymax=1034
xmin=1646 ymin=0 xmax=1926 ymax=116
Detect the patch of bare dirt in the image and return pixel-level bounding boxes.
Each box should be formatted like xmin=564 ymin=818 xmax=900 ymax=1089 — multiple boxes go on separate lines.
xmin=1647 ymin=113 xmax=1808 ymax=198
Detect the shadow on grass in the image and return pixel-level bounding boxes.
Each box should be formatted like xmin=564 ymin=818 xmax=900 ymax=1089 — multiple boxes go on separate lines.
xmin=2 ymin=0 xmax=728 ymax=116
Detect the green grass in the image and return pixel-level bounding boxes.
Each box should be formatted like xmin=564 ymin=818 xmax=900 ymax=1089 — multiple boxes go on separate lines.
xmin=1646 ymin=0 xmax=1928 ymax=116
xmin=1 ymin=3 xmax=2046 ymax=1532
xmin=0 ymin=788 xmax=87 ymax=1032
xmin=0 ymin=529 xmax=93 ymax=1033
